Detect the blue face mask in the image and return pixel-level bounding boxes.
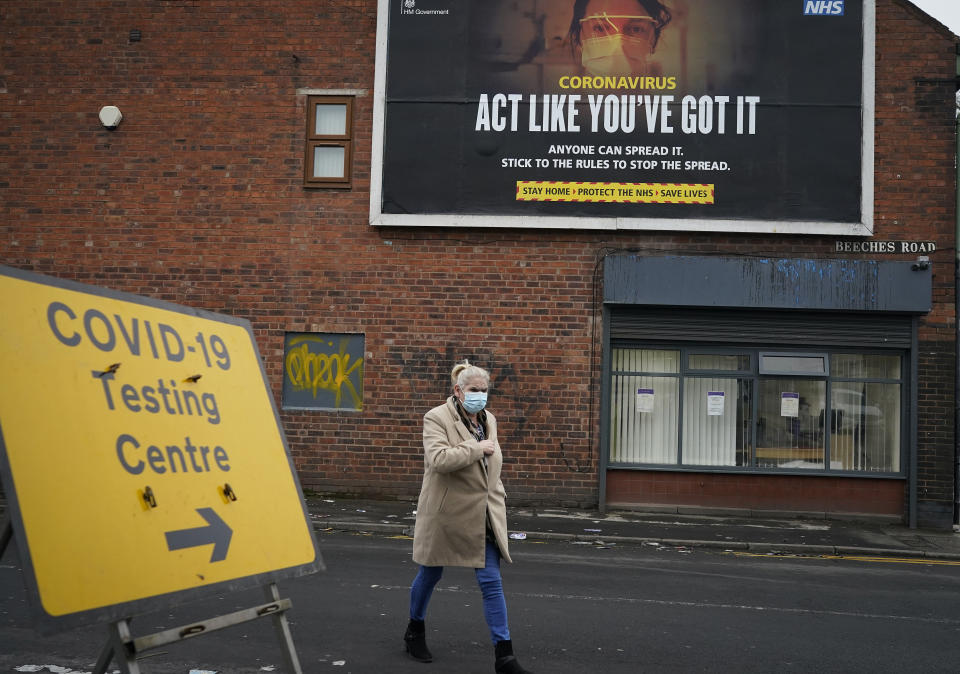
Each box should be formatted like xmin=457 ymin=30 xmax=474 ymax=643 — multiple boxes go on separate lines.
xmin=462 ymin=391 xmax=488 ymax=414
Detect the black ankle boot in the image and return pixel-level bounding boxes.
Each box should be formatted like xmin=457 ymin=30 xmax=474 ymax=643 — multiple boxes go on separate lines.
xmin=404 ymin=619 xmax=433 ymax=663
xmin=494 ymin=639 xmax=532 ymax=673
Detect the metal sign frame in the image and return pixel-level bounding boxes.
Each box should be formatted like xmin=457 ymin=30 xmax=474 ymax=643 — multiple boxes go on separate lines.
xmin=0 ymin=516 xmax=305 ymax=673
xmin=92 ymin=583 xmax=303 ymax=674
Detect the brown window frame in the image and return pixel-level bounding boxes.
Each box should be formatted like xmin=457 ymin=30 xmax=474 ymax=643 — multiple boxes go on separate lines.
xmin=304 ymin=95 xmax=353 ymax=188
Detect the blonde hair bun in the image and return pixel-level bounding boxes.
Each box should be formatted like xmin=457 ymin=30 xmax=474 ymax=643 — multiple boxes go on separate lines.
xmin=450 ymin=359 xmax=490 ymax=388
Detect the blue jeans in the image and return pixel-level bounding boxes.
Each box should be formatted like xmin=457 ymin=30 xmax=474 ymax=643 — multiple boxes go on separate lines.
xmin=409 ymin=539 xmax=511 ymax=644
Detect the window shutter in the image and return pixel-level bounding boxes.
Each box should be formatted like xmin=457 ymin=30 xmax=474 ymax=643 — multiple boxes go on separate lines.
xmin=609 ymin=308 xmax=912 ymax=348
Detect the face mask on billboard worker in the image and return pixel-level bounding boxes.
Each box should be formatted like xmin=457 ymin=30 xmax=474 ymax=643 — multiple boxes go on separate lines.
xmin=580 ymin=14 xmax=656 ymax=75
xmin=569 ymin=0 xmax=672 ymax=77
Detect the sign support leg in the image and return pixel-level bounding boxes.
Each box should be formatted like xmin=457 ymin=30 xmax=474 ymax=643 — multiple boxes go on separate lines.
xmin=93 ymin=639 xmax=114 ymax=674
xmin=94 ymin=618 xmax=141 ymax=674
xmin=0 ymin=513 xmax=11 ymax=559
xmin=91 ymin=588 xmax=301 ymax=673
xmin=265 ymin=582 xmax=303 ymax=674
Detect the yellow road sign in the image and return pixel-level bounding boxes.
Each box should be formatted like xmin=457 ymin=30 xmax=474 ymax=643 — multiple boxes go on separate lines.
xmin=0 ymin=265 xmax=321 ymax=630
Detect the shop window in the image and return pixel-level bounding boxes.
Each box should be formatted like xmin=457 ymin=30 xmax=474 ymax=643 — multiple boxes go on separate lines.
xmin=756 ymin=379 xmax=826 ymax=469
xmin=304 ymin=96 xmax=353 ymax=187
xmin=829 ymin=381 xmax=900 ymax=472
xmin=609 ymin=349 xmax=679 ymax=464
xmin=608 ymin=347 xmax=903 ymax=474
xmin=688 ymin=353 xmax=751 ymax=372
xmin=681 ymin=374 xmax=754 ymax=467
xmin=832 ymin=354 xmax=901 ymax=379
xmin=759 ymin=353 xmax=827 ymax=376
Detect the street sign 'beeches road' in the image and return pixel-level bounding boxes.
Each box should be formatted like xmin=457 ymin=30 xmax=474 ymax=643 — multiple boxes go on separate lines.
xmin=0 ymin=265 xmax=322 ymax=632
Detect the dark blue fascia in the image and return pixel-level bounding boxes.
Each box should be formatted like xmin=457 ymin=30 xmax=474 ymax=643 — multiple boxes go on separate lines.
xmin=603 ymin=255 xmax=932 ymax=313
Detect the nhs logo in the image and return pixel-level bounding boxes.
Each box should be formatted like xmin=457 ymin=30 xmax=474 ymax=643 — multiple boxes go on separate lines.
xmin=804 ymin=0 xmax=844 ymax=15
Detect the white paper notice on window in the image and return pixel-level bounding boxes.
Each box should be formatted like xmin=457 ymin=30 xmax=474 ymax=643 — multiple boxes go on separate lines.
xmin=781 ymin=392 xmax=799 ymax=417
xmin=636 ymin=388 xmax=655 ymax=413
xmin=707 ymin=391 xmax=725 ymax=416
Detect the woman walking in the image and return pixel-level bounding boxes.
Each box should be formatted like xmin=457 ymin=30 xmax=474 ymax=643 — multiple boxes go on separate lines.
xmin=404 ymin=360 xmax=533 ymax=673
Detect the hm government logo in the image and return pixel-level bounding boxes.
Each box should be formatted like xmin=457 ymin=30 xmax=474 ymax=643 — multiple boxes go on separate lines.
xmin=401 ymin=0 xmax=451 ymax=16
xmin=803 ymin=0 xmax=844 ymax=15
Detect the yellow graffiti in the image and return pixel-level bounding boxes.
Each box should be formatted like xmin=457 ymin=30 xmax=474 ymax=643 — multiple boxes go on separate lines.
xmin=285 ymin=336 xmax=363 ymax=409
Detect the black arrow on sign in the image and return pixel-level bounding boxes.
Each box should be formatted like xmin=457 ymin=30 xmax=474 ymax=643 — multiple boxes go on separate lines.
xmin=164 ymin=507 xmax=233 ymax=562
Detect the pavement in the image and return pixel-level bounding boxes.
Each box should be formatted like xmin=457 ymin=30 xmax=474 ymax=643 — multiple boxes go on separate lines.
xmin=3 ymin=495 xmax=960 ymax=562
xmin=305 ymin=495 xmax=960 ymax=561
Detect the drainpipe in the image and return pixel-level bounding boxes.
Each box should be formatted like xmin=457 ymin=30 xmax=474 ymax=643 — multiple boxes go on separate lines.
xmin=954 ymin=44 xmax=960 ymax=528
xmin=911 ymin=317 xmax=918 ymax=529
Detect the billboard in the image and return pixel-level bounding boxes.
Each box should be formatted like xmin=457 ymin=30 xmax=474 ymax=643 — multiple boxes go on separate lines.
xmin=370 ymin=0 xmax=874 ymax=234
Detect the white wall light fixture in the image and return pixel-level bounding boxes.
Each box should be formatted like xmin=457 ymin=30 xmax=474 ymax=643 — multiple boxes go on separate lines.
xmin=98 ymin=106 xmax=123 ymax=129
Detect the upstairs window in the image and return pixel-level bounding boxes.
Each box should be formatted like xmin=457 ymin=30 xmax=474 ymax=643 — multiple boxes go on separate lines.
xmin=304 ymin=95 xmax=353 ymax=187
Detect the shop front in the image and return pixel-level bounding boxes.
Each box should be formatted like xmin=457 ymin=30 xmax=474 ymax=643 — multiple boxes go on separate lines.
xmin=599 ymin=255 xmax=933 ymax=523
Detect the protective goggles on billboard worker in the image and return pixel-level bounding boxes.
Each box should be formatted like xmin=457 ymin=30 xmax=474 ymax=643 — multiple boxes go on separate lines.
xmin=579 ymin=12 xmax=657 ymax=76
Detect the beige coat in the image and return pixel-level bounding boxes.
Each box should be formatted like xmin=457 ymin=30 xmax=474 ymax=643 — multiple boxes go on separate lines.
xmin=412 ymin=397 xmax=512 ymax=568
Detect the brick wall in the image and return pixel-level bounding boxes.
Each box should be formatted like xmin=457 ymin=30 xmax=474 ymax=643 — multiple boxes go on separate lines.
xmin=1 ymin=0 xmax=956 ymax=520
xmin=877 ymin=0 xmax=958 ymax=526
xmin=606 ymin=471 xmax=905 ymax=516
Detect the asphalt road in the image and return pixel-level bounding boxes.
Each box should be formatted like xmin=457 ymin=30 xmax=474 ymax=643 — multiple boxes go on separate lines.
xmin=3 ymin=530 xmax=960 ymax=673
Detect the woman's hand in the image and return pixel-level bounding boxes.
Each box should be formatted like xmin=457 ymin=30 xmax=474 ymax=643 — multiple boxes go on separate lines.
xmin=478 ymin=439 xmax=496 ymax=456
